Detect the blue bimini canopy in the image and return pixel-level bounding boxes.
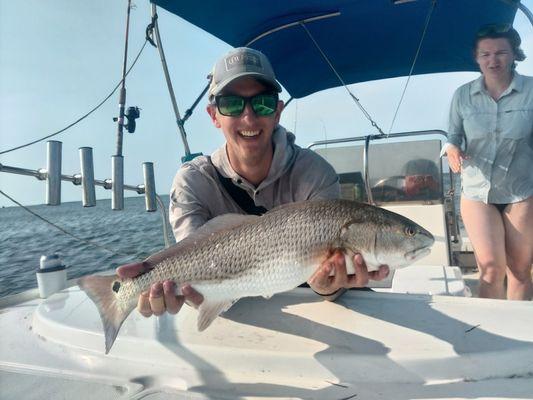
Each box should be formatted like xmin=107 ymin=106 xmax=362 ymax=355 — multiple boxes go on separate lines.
xmin=152 ymin=0 xmax=519 ymax=98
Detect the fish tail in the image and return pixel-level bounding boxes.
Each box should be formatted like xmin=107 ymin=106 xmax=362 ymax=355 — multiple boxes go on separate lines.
xmin=78 ymin=275 xmax=135 ymax=354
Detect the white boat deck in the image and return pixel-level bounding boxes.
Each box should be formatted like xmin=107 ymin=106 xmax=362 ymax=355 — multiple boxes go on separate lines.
xmin=1 ymin=285 xmax=532 ymax=399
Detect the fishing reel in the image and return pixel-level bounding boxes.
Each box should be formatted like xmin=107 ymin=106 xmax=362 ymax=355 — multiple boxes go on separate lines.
xmin=114 ymin=106 xmax=140 ymax=133
xmin=124 ymin=106 xmax=140 ymax=133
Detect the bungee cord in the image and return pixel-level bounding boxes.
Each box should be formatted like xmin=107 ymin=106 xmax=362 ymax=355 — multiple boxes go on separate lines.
xmin=388 ymin=0 xmax=437 ymax=134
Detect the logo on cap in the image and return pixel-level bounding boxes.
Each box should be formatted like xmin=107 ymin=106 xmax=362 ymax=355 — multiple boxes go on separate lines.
xmin=224 ymin=53 xmax=262 ymax=71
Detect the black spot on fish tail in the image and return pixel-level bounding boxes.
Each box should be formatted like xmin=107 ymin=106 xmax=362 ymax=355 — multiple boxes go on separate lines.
xmin=78 ymin=274 xmax=136 ymax=354
xmin=112 ymin=281 xmax=121 ymax=293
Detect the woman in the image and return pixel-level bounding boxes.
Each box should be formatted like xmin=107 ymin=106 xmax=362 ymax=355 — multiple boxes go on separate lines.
xmin=445 ymin=24 xmax=533 ymax=300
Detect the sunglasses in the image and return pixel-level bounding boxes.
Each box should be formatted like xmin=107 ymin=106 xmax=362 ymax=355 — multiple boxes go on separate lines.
xmin=477 ymin=23 xmax=512 ymax=37
xmin=215 ymin=93 xmax=278 ymax=117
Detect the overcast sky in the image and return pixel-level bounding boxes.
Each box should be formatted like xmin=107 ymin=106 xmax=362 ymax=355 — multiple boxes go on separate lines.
xmin=1 ymin=0 xmax=532 ymax=207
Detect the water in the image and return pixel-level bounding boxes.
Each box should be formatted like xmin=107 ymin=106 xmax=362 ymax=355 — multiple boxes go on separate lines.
xmin=0 ymin=196 xmax=170 ymax=297
xmin=0 ymin=175 xmax=465 ymax=298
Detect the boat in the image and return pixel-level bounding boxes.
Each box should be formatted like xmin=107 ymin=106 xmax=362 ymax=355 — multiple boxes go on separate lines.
xmin=1 ymin=1 xmax=532 ymax=399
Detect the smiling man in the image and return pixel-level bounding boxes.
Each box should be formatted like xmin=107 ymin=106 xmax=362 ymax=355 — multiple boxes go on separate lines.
xmin=117 ymin=47 xmax=389 ymax=316
xmin=171 ymin=47 xmax=340 ymax=240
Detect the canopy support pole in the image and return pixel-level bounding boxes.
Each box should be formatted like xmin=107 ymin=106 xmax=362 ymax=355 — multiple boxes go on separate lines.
xmin=517 ymin=1 xmax=533 ymax=26
xmin=245 ymin=12 xmax=340 ymax=46
xmin=150 ymin=4 xmax=192 ymax=159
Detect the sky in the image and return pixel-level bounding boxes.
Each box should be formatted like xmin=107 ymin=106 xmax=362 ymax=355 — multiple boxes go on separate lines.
xmin=0 ymin=0 xmax=532 ymax=208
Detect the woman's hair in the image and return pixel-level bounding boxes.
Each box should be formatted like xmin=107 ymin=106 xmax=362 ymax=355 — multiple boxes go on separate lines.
xmin=474 ymin=24 xmax=526 ymax=68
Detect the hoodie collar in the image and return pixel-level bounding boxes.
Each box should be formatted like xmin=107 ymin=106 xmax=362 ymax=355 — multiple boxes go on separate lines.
xmin=210 ymin=125 xmax=297 ymax=189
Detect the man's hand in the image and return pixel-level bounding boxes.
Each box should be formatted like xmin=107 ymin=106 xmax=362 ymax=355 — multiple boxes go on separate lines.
xmin=116 ymin=262 xmax=204 ymax=317
xmin=446 ymin=144 xmax=468 ymax=174
xmin=307 ymin=250 xmax=389 ymax=297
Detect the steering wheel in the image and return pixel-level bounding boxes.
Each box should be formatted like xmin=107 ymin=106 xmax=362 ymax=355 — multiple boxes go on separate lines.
xmin=371 ymin=176 xmax=406 ymax=202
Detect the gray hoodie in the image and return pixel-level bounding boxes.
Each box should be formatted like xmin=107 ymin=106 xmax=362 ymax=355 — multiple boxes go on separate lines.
xmin=169 ymin=125 xmax=340 ymax=241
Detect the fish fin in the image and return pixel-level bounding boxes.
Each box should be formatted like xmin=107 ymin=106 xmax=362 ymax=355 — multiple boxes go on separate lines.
xmin=144 ymin=214 xmax=259 ymax=266
xmin=195 ymin=214 xmax=259 ymax=237
xmin=197 ymin=299 xmax=237 ymax=331
xmin=78 ymin=275 xmax=135 ymax=354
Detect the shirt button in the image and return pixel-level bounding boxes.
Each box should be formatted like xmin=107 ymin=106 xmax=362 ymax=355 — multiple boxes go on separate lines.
xmin=237 ymin=179 xmax=242 ymax=184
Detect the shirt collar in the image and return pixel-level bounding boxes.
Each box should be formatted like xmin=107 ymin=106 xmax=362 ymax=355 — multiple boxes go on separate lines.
xmin=508 ymin=72 xmax=524 ymax=93
xmin=470 ymin=72 xmax=524 ymax=96
xmin=470 ymin=75 xmax=485 ymax=95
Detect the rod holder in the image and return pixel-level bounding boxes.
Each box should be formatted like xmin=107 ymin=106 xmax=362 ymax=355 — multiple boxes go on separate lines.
xmin=143 ymin=162 xmax=157 ymax=212
xmin=79 ymin=147 xmax=96 ymax=207
xmin=112 ymin=155 xmax=124 ymax=210
xmin=46 ymin=141 xmax=62 ymax=205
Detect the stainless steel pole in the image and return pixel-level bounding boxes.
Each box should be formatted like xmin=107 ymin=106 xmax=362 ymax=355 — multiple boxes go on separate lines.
xmin=1 ymin=162 xmax=143 ymax=193
xmin=112 ymin=155 xmax=124 ymax=210
xmin=79 ymin=147 xmax=96 ymax=207
xmin=363 ymin=136 xmax=374 ymax=205
xmin=112 ymin=0 xmax=132 ymax=210
xmin=150 ymin=4 xmax=192 ymax=157
xmin=46 ymin=141 xmax=62 ymax=205
xmin=143 ymin=162 xmax=157 ymax=212
xmin=517 ymin=2 xmax=533 ymax=26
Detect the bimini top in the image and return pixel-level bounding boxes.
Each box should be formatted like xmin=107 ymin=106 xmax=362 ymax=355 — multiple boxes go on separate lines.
xmin=152 ymin=0 xmax=519 ymax=98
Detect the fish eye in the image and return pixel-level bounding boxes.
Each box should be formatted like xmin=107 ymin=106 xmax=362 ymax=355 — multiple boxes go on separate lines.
xmin=404 ymin=226 xmax=416 ymax=237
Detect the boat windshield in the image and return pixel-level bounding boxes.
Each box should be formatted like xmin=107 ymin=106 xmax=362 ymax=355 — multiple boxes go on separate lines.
xmin=314 ymin=134 xmax=444 ymax=204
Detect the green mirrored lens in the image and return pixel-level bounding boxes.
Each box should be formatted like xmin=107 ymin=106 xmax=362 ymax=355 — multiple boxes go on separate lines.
xmin=216 ymin=93 xmax=277 ymax=116
xmin=251 ymin=94 xmax=277 ymax=116
xmin=218 ymin=96 xmax=245 ymax=116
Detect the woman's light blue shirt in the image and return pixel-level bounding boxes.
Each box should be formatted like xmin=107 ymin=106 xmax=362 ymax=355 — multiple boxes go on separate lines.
xmin=447 ymin=72 xmax=533 ymax=203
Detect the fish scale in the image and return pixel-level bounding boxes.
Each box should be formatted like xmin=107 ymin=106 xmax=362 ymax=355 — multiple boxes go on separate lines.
xmin=79 ymin=199 xmax=434 ymax=353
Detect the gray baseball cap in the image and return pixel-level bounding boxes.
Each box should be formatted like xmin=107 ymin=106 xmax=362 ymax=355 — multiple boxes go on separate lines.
xmin=208 ymin=47 xmax=282 ymax=100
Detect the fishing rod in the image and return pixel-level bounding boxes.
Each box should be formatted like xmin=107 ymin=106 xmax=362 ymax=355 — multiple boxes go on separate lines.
xmin=111 ymin=0 xmax=131 ymax=211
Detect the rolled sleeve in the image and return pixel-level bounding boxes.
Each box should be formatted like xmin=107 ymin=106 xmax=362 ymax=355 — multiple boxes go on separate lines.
xmin=447 ymin=89 xmax=466 ymax=149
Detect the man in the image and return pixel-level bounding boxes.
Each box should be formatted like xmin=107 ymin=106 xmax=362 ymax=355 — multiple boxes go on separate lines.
xmin=117 ymin=47 xmax=389 ymax=317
